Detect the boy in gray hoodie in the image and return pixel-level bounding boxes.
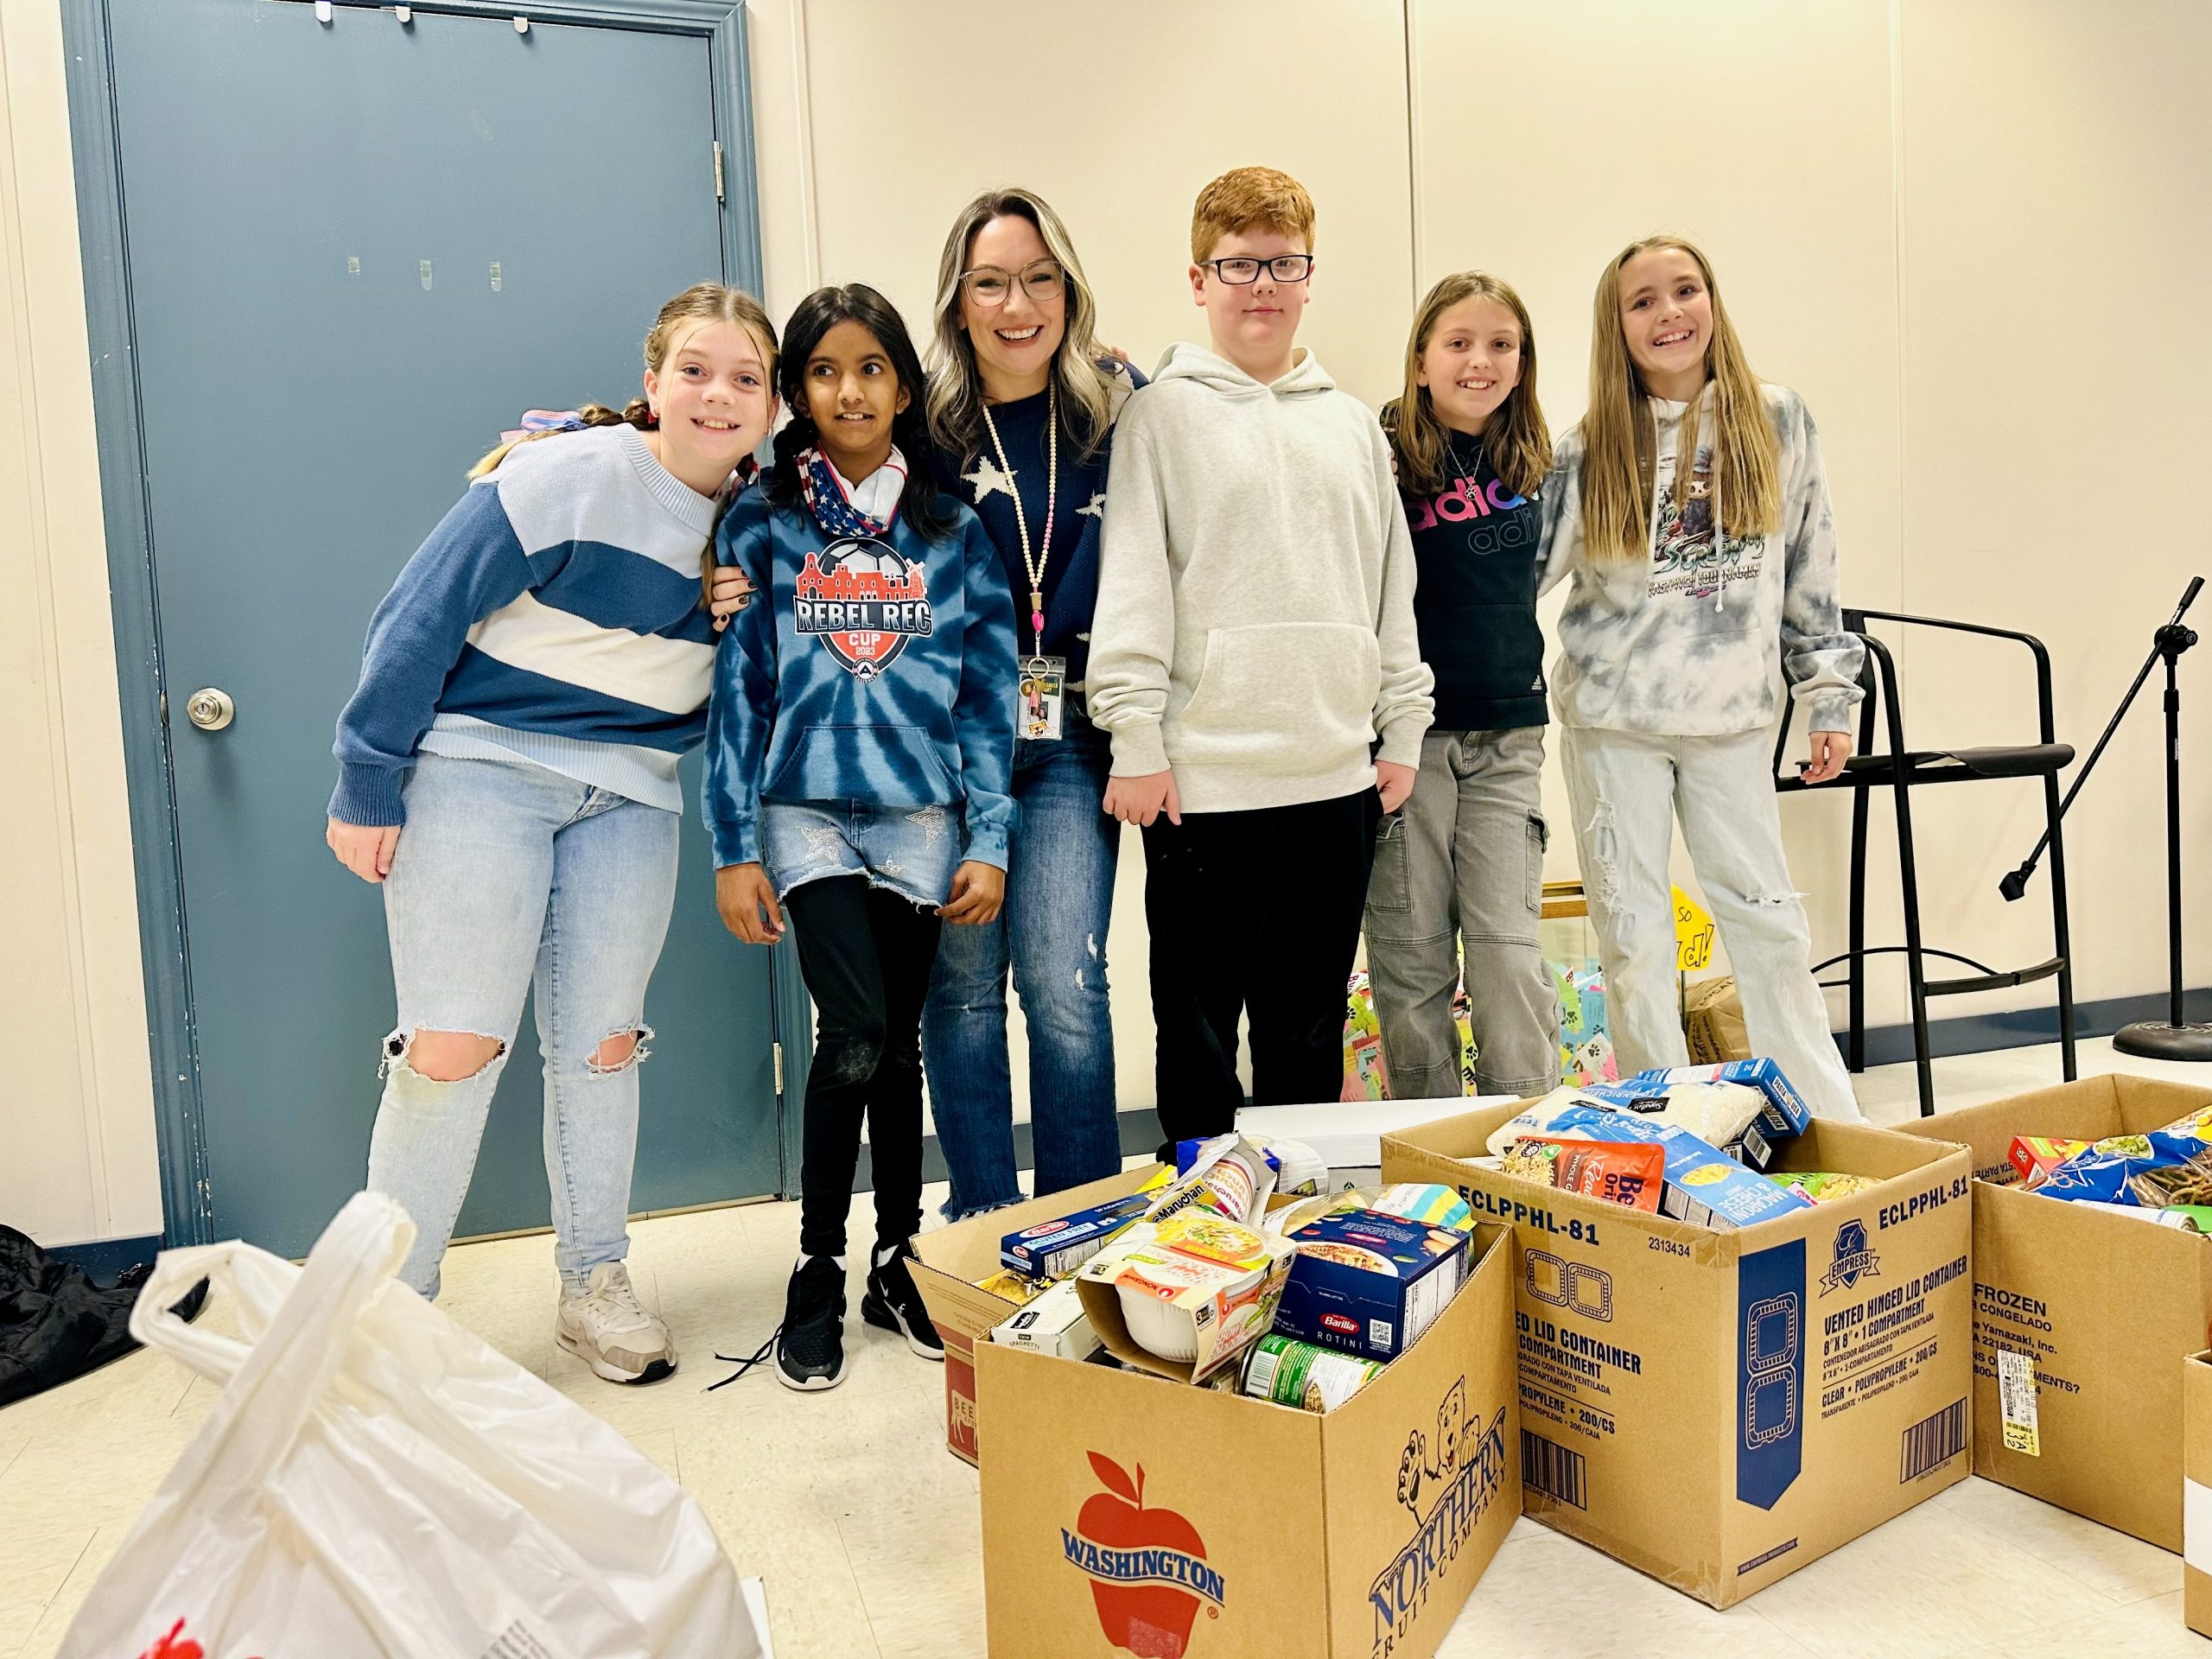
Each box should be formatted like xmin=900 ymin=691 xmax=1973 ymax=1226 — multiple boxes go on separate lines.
xmin=1089 ymin=167 xmax=1434 ymax=1148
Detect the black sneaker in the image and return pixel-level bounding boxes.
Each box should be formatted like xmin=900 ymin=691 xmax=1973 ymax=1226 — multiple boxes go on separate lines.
xmin=862 ymin=1245 xmax=944 ymax=1361
xmin=775 ymin=1255 xmax=849 ymax=1391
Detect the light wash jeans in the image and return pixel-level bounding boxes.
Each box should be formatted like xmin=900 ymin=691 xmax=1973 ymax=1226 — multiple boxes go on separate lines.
xmin=1364 ymin=726 xmax=1560 ymax=1099
xmin=761 ymin=797 xmax=961 ymax=907
xmin=1559 ymin=726 xmax=1863 ymax=1121
xmin=366 ymin=752 xmax=679 ymax=1297
xmin=924 ymin=709 xmax=1121 ymax=1218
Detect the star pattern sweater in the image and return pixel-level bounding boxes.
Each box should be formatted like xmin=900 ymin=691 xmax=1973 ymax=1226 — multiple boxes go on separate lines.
xmin=929 ymin=359 xmax=1142 ymax=683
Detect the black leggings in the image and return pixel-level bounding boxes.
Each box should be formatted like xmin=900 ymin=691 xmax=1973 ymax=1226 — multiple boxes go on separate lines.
xmin=785 ymin=876 xmax=944 ymax=1261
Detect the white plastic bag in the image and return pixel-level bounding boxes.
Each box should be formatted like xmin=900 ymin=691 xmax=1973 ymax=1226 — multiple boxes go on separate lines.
xmin=60 ymin=1192 xmax=758 ymax=1659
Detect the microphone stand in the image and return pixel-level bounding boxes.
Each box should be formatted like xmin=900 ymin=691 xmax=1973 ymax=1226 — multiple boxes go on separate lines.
xmin=2003 ymin=575 xmax=2210 ymax=1059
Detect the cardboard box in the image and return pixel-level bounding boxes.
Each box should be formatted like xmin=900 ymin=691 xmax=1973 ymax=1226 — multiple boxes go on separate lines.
xmin=976 ymin=1226 xmax=1521 ymax=1659
xmin=914 ymin=1168 xmax=1161 ymax=1466
xmin=1896 ymin=1073 xmax=2212 ymax=1549
xmin=1683 ymin=976 xmax=1751 ymax=1064
xmin=2185 ymin=1351 xmax=2212 ymax=1637
xmin=1384 ymin=1103 xmax=1973 ymax=1608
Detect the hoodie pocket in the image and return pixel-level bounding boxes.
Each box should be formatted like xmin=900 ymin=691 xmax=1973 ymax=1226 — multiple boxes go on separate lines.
xmin=766 ymin=723 xmax=957 ymax=807
xmin=1171 ymin=622 xmax=1382 ymax=776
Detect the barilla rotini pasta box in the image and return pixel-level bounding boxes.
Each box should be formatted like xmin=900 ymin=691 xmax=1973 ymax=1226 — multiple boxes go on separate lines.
xmin=1275 ymin=1209 xmax=1469 ymax=1361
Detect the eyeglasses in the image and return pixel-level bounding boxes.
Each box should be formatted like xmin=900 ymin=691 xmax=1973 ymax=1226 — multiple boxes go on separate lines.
xmin=960 ymin=259 xmax=1066 ymax=308
xmin=1202 ymin=254 xmax=1315 ymax=285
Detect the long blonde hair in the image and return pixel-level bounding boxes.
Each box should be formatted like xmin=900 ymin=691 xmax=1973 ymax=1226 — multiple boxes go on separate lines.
xmin=1382 ymin=271 xmax=1550 ymax=500
xmin=1580 ymin=235 xmax=1778 ymax=563
xmin=467 ymin=282 xmax=778 ymax=480
xmin=925 ymin=188 xmax=1116 ymax=467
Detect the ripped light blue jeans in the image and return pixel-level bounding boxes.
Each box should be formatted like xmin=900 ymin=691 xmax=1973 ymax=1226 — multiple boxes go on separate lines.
xmin=1559 ymin=726 xmax=1863 ymax=1121
xmin=365 ymin=752 xmax=679 ymax=1297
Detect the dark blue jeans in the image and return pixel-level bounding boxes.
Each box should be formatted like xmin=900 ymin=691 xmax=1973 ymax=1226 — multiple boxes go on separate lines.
xmin=923 ymin=709 xmax=1122 ymax=1219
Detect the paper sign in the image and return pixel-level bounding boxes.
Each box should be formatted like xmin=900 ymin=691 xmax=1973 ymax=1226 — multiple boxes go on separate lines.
xmin=1673 ymin=886 xmax=1716 ymax=972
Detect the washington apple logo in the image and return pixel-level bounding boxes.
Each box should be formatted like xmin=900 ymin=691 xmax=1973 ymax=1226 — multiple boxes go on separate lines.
xmin=1061 ymin=1452 xmax=1225 ymax=1657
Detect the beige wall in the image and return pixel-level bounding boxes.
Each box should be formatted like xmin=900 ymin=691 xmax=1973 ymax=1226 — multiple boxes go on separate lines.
xmin=0 ymin=0 xmax=163 ymax=1246
xmin=6 ymin=2 xmax=2207 ymax=1241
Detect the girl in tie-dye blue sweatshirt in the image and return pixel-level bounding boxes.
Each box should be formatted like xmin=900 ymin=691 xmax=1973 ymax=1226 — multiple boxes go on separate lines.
xmin=704 ymin=284 xmax=1016 ymax=1395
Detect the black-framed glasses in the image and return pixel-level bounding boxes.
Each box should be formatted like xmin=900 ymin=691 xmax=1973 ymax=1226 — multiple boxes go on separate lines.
xmin=960 ymin=258 xmax=1066 ymax=308
xmin=1202 ymin=254 xmax=1315 ymax=285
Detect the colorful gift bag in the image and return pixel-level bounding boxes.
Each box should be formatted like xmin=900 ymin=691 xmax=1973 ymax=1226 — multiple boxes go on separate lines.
xmin=1554 ymin=959 xmax=1618 ymax=1086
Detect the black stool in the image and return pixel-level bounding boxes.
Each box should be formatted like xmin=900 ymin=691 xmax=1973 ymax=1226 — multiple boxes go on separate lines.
xmin=1773 ymin=608 xmax=2077 ymax=1116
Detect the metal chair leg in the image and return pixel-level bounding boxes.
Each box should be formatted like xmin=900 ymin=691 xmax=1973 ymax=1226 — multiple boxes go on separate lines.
xmin=2044 ymin=770 xmax=2079 ymax=1081
xmin=1892 ymin=772 xmax=1936 ymax=1116
xmin=1848 ymin=784 xmax=1870 ymax=1073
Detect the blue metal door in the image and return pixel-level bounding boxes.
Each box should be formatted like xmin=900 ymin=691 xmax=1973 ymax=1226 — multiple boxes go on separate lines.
xmin=99 ymin=0 xmax=782 ymax=1256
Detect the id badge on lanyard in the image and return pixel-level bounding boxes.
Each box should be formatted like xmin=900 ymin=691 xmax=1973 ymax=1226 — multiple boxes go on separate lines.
xmin=1018 ymin=655 xmax=1067 ymax=741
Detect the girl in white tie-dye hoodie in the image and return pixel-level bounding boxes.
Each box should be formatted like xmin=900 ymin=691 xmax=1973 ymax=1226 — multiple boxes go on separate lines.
xmin=1537 ymin=234 xmax=1866 ymax=1120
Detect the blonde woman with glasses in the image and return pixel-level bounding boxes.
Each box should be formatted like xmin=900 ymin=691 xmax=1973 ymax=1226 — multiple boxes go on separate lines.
xmin=919 ymin=188 xmax=1139 ymax=1214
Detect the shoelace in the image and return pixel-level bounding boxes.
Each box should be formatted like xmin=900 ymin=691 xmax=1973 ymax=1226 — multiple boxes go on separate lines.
xmin=707 ymin=1327 xmax=779 ymax=1392
xmin=575 ymin=1279 xmax=651 ymax=1330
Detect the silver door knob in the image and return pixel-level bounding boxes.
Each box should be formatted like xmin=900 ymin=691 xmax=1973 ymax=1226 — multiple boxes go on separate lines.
xmin=186 ymin=688 xmax=235 ymax=731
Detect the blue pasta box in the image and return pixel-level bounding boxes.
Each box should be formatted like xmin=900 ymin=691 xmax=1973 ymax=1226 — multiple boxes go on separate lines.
xmin=1541 ymin=1107 xmax=1815 ymax=1229
xmin=1274 ymin=1207 xmax=1469 ymax=1361
xmin=1000 ymin=1192 xmax=1154 ymax=1279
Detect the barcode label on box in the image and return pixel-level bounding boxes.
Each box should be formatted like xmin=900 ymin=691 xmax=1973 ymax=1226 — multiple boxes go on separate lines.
xmin=1997 ymin=1349 xmax=2041 ymax=1456
xmin=1901 ymin=1398 xmax=1968 ymax=1482
xmin=1522 ymin=1430 xmax=1588 ymax=1509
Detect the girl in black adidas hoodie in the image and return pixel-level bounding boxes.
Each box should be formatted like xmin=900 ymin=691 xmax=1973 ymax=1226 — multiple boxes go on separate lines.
xmin=1367 ymin=272 xmax=1562 ymax=1101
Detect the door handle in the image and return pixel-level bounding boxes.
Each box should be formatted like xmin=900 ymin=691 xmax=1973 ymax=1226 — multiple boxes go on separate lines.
xmin=186 ymin=687 xmax=235 ymax=731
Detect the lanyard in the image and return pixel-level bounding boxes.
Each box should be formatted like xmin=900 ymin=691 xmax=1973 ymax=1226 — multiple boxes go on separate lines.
xmin=979 ymin=385 xmax=1057 ymax=652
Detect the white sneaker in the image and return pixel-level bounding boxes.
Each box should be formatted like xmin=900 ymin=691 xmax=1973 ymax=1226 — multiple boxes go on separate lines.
xmin=556 ymin=1262 xmax=676 ymax=1384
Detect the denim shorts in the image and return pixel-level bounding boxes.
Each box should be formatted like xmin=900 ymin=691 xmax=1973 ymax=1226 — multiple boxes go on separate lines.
xmin=761 ymin=798 xmax=961 ymax=907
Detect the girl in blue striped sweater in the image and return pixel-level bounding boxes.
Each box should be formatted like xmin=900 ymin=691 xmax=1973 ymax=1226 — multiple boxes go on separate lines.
xmin=326 ymin=283 xmax=778 ymax=1383
xmin=706 ymin=284 xmax=1017 ymax=1393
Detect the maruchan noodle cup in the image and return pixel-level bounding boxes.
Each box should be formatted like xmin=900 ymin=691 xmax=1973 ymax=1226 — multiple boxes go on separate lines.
xmin=1147 ymin=1134 xmax=1280 ymax=1228
xmin=1241 ymin=1333 xmax=1385 ymax=1414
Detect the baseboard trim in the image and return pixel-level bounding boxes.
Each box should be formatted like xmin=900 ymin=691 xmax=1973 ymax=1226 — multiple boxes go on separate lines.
xmin=43 ymin=1233 xmax=162 ymax=1285
xmin=1841 ymin=985 xmax=2212 ymax=1069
